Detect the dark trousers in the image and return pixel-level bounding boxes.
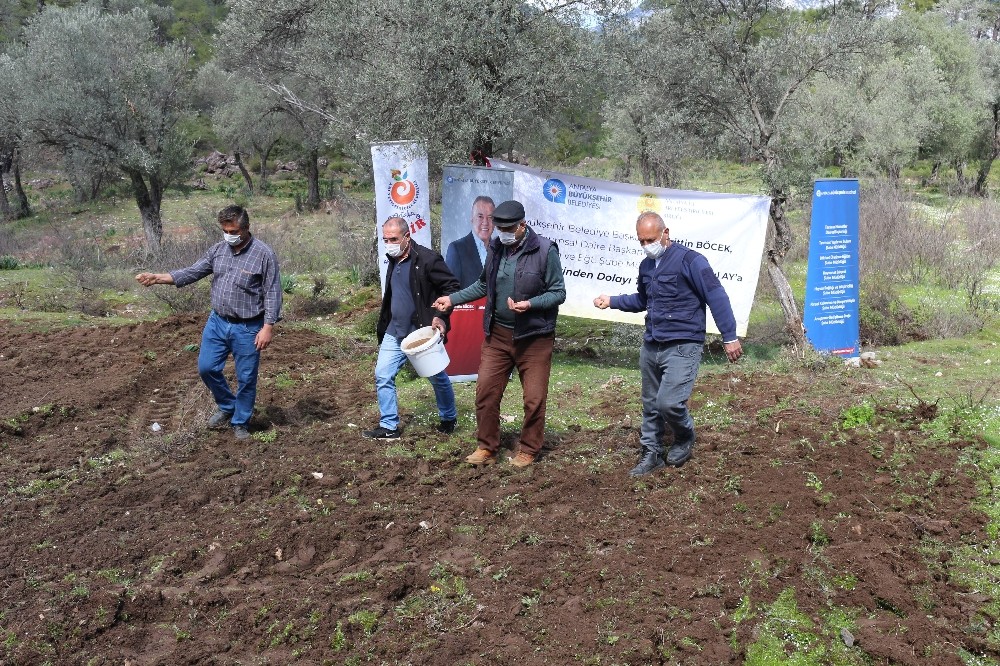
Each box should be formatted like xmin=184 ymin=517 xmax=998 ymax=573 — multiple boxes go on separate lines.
xmin=474 ymin=325 xmax=554 ymax=456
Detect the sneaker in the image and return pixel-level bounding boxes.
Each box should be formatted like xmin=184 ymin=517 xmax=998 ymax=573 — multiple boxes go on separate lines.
xmin=510 ymin=452 xmax=535 ymax=468
xmin=207 ymin=409 xmax=233 ymax=429
xmin=436 ymin=419 xmax=457 ymax=434
xmin=629 ymin=452 xmax=666 ymax=477
xmin=233 ymin=425 xmax=251 ymax=441
xmin=362 ymin=426 xmax=401 ymax=440
xmin=465 ymin=448 xmax=497 ymax=466
xmin=666 ymin=440 xmax=694 ymax=467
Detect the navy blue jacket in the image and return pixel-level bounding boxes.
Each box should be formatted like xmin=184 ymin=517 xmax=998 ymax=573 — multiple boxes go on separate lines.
xmin=611 ymin=242 xmax=737 ymax=344
xmin=445 ymin=232 xmax=485 ymax=289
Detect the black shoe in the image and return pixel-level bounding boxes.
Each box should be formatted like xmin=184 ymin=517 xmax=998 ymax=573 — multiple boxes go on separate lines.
xmin=207 ymin=409 xmax=233 ymax=429
xmin=629 ymin=452 xmax=666 ymax=477
xmin=233 ymin=425 xmax=251 ymax=441
xmin=666 ymin=440 xmax=694 ymax=467
xmin=362 ymin=426 xmax=401 ymax=439
xmin=436 ymin=419 xmax=457 ymax=434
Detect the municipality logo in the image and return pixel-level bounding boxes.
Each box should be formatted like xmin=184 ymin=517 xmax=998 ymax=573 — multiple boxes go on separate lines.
xmin=388 ymin=168 xmax=418 ymax=208
xmin=543 ymin=178 xmax=567 ymax=204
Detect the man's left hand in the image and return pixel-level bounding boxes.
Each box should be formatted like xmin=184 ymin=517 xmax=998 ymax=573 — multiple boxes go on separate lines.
xmin=431 ymin=317 xmax=446 ymax=334
xmin=255 ymin=324 xmax=274 ymax=351
xmin=724 ymin=340 xmax=743 ymax=363
xmin=507 ymin=297 xmax=531 ymax=313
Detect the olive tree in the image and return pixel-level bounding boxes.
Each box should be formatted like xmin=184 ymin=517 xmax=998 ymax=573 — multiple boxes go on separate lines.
xmin=625 ymin=1 xmax=883 ymax=349
xmin=13 ymin=4 xmax=193 ymax=254
xmin=930 ymin=0 xmax=1000 ymax=195
xmin=216 ymin=0 xmax=603 ymax=167
xmin=0 ymin=54 xmax=30 ymax=220
xmin=196 ymin=63 xmax=299 ymax=193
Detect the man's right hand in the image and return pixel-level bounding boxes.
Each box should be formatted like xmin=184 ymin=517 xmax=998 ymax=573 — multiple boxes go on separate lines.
xmin=432 ymin=295 xmax=453 ymax=311
xmin=135 ymin=272 xmax=172 ymax=287
xmin=593 ymin=295 xmax=611 ymax=309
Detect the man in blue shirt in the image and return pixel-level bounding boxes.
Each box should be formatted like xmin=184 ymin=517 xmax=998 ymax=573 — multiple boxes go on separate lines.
xmin=136 ymin=204 xmax=282 ymax=441
xmin=594 ymin=211 xmax=743 ymax=476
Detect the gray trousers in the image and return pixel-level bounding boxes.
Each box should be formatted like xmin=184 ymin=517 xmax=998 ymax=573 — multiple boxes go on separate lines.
xmin=639 ymin=340 xmax=703 ymax=456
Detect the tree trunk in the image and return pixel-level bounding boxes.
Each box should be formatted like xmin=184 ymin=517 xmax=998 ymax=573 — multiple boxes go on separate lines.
xmin=233 ymin=151 xmax=254 ymax=194
xmin=128 ymin=170 xmax=163 ymax=255
xmin=975 ymin=102 xmax=1000 ymax=197
xmin=0 ymin=172 xmax=11 ymax=220
xmin=927 ymin=161 xmax=940 ymax=185
xmin=954 ymin=160 xmax=967 ymax=192
xmin=12 ymin=151 xmax=30 ymax=219
xmin=257 ymin=143 xmax=273 ymax=189
xmin=765 ymin=193 xmax=807 ymax=352
xmin=305 ymin=147 xmax=320 ymax=210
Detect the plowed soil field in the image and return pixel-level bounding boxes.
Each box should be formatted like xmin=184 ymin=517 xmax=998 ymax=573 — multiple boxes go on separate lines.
xmin=0 ymin=314 xmax=995 ymax=665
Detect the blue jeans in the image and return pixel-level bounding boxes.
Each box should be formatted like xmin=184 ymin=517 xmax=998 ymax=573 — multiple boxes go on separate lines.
xmin=198 ymin=311 xmax=262 ymax=427
xmin=375 ymin=334 xmax=457 ymax=430
xmin=639 ymin=340 xmax=703 ymax=457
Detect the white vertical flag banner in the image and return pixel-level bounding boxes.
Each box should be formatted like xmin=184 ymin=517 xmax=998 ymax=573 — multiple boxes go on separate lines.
xmin=371 ymin=141 xmax=433 ymax=292
xmin=493 ymin=161 xmax=770 ymax=337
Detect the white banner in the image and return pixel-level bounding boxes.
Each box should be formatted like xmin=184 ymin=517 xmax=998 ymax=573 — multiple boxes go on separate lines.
xmin=371 ymin=141 xmax=433 ymax=292
xmin=493 ymin=161 xmax=770 ymax=336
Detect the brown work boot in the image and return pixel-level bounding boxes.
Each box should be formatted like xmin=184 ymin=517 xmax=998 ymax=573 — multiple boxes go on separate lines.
xmin=465 ymin=448 xmax=497 ymax=466
xmin=510 ymin=451 xmax=535 ymax=468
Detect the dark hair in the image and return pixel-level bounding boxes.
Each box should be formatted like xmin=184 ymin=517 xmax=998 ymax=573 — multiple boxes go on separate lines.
xmin=219 ymin=204 xmax=250 ymax=229
xmin=472 ymin=195 xmax=495 ymax=209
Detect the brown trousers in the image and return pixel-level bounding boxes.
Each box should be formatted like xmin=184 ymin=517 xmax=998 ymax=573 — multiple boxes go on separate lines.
xmin=475 ymin=325 xmax=554 ymax=456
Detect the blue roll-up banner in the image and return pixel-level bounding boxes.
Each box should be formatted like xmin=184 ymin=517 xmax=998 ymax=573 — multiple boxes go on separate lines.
xmin=803 ymin=179 xmax=860 ymax=357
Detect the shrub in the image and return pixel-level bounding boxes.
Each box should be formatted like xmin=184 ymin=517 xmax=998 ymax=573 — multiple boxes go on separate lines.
xmin=858 ymin=275 xmax=923 ymax=346
xmin=940 ymin=200 xmax=1000 ymax=312
xmin=0 ymin=255 xmax=19 ymax=270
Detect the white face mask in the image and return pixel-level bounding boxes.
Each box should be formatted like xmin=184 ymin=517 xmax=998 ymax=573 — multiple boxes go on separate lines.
xmin=223 ymin=231 xmax=243 ymax=246
xmin=642 ymin=240 xmax=665 ymax=260
xmin=498 ymin=230 xmax=519 ymax=245
xmin=385 ymin=243 xmax=403 ymax=258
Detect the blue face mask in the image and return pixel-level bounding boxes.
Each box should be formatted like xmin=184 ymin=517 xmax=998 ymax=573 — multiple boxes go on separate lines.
xmin=223 ymin=231 xmax=243 ymax=246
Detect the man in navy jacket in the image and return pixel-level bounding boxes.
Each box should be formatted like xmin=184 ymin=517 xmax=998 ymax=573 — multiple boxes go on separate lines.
xmin=594 ymin=211 xmax=743 ymax=476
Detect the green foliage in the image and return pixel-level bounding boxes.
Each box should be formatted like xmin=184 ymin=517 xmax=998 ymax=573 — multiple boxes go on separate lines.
xmin=0 ymin=256 xmax=20 ymax=270
xmin=216 ymin=0 xmax=603 ymax=166
xmin=839 ymin=404 xmax=875 ymax=429
xmin=12 ymin=4 xmax=195 ymax=252
xmin=347 ymin=610 xmax=378 ymax=638
xmin=743 ymin=589 xmax=833 ymax=665
xmin=807 ymin=521 xmax=831 ymax=547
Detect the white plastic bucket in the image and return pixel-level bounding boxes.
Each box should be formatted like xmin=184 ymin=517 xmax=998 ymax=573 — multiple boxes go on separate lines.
xmin=401 ymin=326 xmax=450 ymax=377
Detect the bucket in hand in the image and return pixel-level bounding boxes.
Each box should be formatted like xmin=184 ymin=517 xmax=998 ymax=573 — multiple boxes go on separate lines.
xmin=401 ymin=326 xmax=450 ymax=377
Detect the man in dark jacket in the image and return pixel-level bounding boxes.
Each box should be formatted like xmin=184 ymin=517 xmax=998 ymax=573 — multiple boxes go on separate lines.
xmin=363 ymin=217 xmax=460 ymax=439
xmin=433 ymin=200 xmax=566 ymax=467
xmin=594 ymin=211 xmax=743 ymax=476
